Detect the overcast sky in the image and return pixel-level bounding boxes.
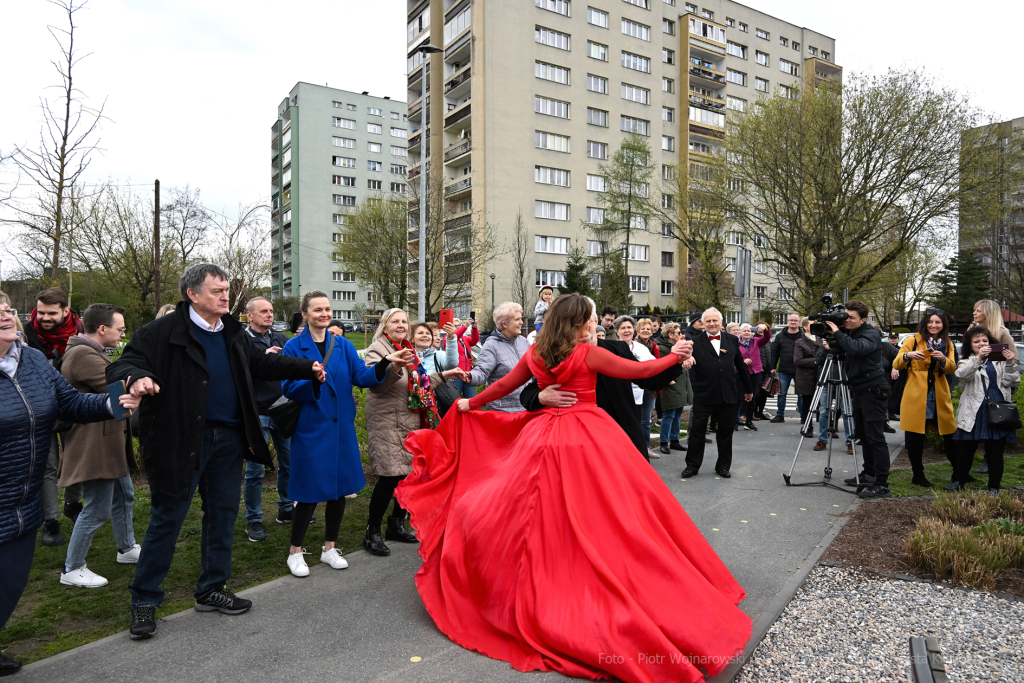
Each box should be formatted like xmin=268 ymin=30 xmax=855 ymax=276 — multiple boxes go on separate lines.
xmin=2 ymin=0 xmax=1022 ymax=271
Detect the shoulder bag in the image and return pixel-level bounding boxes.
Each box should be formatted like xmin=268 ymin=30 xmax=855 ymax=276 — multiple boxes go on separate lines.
xmin=268 ymin=333 xmax=335 ymax=438
xmin=982 ymin=367 xmax=1023 ymax=431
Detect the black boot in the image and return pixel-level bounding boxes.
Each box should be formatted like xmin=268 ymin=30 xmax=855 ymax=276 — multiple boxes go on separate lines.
xmin=385 ymin=516 xmax=419 ymax=544
xmin=909 ymin=452 xmax=932 ymax=488
xmin=363 ymin=525 xmax=390 ymax=556
xmin=670 ymin=440 xmax=687 ymax=451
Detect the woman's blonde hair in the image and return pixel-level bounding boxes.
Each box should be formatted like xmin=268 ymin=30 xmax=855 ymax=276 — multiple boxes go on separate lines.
xmin=662 ymin=322 xmax=681 ymax=337
xmin=974 ymin=300 xmax=1004 ymax=339
xmin=636 ymin=317 xmax=654 ymax=333
xmin=156 ymin=303 xmax=176 ymax=318
xmin=373 ymin=308 xmax=408 ymax=343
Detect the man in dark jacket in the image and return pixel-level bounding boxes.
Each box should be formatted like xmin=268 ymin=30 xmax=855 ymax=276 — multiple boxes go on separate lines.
xmin=107 ymin=264 xmax=326 ymax=640
xmin=520 ymin=337 xmax=685 ymax=461
xmin=682 ymin=308 xmax=753 ymax=479
xmin=826 ymin=301 xmax=892 ymax=499
xmin=241 ymin=297 xmax=293 ymax=543
xmin=769 ymin=313 xmax=803 ymax=422
xmin=880 ymin=332 xmax=900 ymax=431
xmin=682 ymin=313 xmax=704 ymax=340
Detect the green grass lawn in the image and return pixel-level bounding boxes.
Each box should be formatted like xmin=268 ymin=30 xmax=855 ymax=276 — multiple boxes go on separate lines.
xmin=888 ymin=453 xmax=1024 ymax=498
xmin=0 ymin=483 xmax=377 ymax=665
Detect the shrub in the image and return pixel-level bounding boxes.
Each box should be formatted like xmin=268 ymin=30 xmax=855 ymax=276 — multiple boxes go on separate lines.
xmin=905 ymin=518 xmax=1014 ymax=589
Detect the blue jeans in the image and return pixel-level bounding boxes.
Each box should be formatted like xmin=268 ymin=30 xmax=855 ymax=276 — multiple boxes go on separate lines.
xmin=130 ymin=426 xmax=246 ymax=607
xmin=244 ymin=416 xmax=292 ymax=522
xmin=65 ymin=475 xmax=136 ymax=571
xmin=640 ymin=390 xmax=656 ymax=444
xmin=776 ymin=372 xmax=795 ymax=415
xmin=660 ymin=407 xmax=683 ymax=443
xmin=818 ymin=390 xmax=853 ymax=443
xmin=453 ymin=378 xmax=476 ymax=399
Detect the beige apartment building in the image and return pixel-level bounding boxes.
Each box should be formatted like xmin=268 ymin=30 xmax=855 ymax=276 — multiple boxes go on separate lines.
xmin=406 ymin=0 xmax=839 ymax=322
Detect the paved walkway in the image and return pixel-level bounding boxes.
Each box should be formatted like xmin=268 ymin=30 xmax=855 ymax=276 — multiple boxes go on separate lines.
xmin=19 ymin=415 xmax=904 ymax=683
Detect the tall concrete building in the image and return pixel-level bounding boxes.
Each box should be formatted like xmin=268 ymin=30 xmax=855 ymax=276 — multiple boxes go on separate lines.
xmin=406 ymin=0 xmax=839 ymax=322
xmin=270 ymin=84 xmax=408 ymax=320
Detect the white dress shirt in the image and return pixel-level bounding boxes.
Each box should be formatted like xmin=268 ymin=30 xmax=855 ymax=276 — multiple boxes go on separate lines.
xmin=707 ymin=331 xmax=722 ymax=354
xmin=189 ymin=306 xmax=224 ymax=333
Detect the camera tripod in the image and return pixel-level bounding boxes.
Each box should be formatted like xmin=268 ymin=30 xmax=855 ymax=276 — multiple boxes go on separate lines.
xmin=783 ymin=349 xmax=863 ymax=493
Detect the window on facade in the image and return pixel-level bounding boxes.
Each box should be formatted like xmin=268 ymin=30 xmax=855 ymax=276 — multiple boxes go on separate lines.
xmin=390 ymin=127 xmax=408 ymax=137
xmin=587 ymin=7 xmax=608 ymax=27
xmin=333 ymin=194 xmax=356 ymax=206
xmin=332 ymin=101 xmax=344 ymax=108
xmin=332 ymin=232 xmax=343 ymax=242
xmin=536 ymin=166 xmax=571 ymax=186
xmin=755 ymin=77 xmax=769 ymax=93
xmin=662 ymin=77 xmax=674 ymax=93
xmin=536 ymin=95 xmax=570 ymax=118
xmin=754 ymin=286 xmax=766 ymax=299
xmin=727 ymin=42 xmax=746 ymax=59
xmin=333 ymin=175 xmax=356 ymax=186
xmin=777 ymin=287 xmax=793 ymax=300
xmin=620 ymin=115 xmax=649 ymax=135
xmin=738 ymin=22 xmax=747 ymax=32
xmin=622 ymin=19 xmax=650 ymax=40
xmin=779 ymin=58 xmax=799 ymax=76
xmin=755 ymin=51 xmax=768 ymax=66
xmin=727 ymin=96 xmax=746 ymax=112
xmin=755 ymin=28 xmax=769 ymax=40
xmin=536 ymin=0 xmax=570 ymax=16
xmin=778 ymin=84 xmax=797 ymax=99
xmin=779 ymin=36 xmax=789 ymax=47
xmin=367 ymin=123 xmax=382 ymax=134
xmin=627 ymin=244 xmax=649 ymax=261
xmin=662 ymin=48 xmax=675 ymax=64
xmin=333 ymin=291 xmax=357 ymax=302
xmin=535 ymin=200 xmax=570 ymax=220
xmin=586 ymin=209 xmax=605 ymax=226
xmin=536 ymin=270 xmax=566 ymax=288
xmin=586 ymin=174 xmax=607 ymax=192
xmin=701 ymin=9 xmax=712 ymax=19
xmin=724 ymin=257 xmax=736 ymax=272
xmin=368 ymin=179 xmax=382 ymax=190
xmin=535 ymin=235 xmax=569 ymax=253
xmin=390 ymin=146 xmax=407 ymax=157
xmin=684 ymin=2 xmax=695 ymax=11
xmin=662 ymin=106 xmax=674 ymax=122
xmin=792 ymin=41 xmax=800 ymax=51
xmin=587 ymin=74 xmax=608 ymax=93
xmin=777 ymin=263 xmax=789 ymax=276
xmin=537 ymin=61 xmax=572 ymax=85
xmin=661 ymin=280 xmax=674 ymax=295
xmin=622 ymin=0 xmax=650 ymax=8
xmin=587 ymin=140 xmax=607 ymax=158
xmin=661 ymin=222 xmax=673 ymax=236
xmin=391 ymin=112 xmax=400 ymax=119
xmin=808 ymin=46 xmax=817 ymax=56
xmin=536 ymin=26 xmax=571 ymax=50
xmin=390 ymin=182 xmax=407 ymax=193
xmin=391 ymin=164 xmax=407 ymax=175
xmin=662 ymin=135 xmax=674 ymax=151
xmin=661 ymin=164 xmax=676 ymax=180
xmin=621 ymin=51 xmax=651 ymax=73
xmin=753 ymin=260 xmax=766 ymax=274
xmin=753 ymin=234 xmax=767 ymax=247
xmin=663 ymin=18 xmax=675 ymax=34
xmin=333 ymin=156 xmax=356 ymax=168
xmin=368 ymin=142 xmax=382 ymax=153
xmin=587 ymin=107 xmax=609 ymax=127
xmin=661 ymin=251 xmax=674 ymax=267
xmin=332 ymin=117 xmax=355 ymax=129
xmin=725 ymin=231 xmax=744 ymax=245
xmin=535 ymin=130 xmax=571 ymax=152
xmin=688 ymin=106 xmax=724 ymax=127
xmin=588 ymin=41 xmax=608 ymax=60
xmin=629 ymin=275 xmax=649 ymax=292
xmin=621 ymin=83 xmax=650 ymax=104
xmin=822 ymin=51 xmax=830 ymax=61
xmin=586 ymin=239 xmax=606 ymax=255
xmin=332 ymin=214 xmax=350 ymax=225
xmin=725 ymin=17 xmax=734 ymax=27
xmin=688 ymin=17 xmax=725 ymax=43
xmin=727 ymin=69 xmax=746 ymax=86
xmin=332 ymin=137 xmax=355 ymax=149
xmin=368 ymin=160 xmax=382 ymax=171
xmin=368 ymin=107 xmax=382 ymax=116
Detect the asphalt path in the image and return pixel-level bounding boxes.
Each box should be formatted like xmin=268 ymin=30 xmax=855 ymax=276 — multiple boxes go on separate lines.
xmin=19 ymin=414 xmax=903 ymax=683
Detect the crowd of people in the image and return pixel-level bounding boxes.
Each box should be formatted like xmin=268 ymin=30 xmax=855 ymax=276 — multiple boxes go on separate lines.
xmin=1 ymin=267 xmax=1020 ymax=678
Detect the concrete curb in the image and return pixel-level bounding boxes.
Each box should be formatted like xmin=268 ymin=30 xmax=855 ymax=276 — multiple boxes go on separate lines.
xmin=711 ymin=496 xmax=862 ymax=683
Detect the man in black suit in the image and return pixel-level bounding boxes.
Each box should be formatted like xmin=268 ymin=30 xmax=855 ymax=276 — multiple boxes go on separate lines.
xmin=520 ymin=335 xmax=687 ymax=461
xmin=682 ymin=308 xmax=753 ymax=479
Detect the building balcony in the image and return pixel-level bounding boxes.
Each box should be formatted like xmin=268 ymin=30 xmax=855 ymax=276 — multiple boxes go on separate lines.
xmin=444 ymin=138 xmax=471 ymax=163
xmin=444 ymin=31 xmax=471 ymax=62
xmin=445 ymin=210 xmax=472 ymax=230
xmin=444 ymin=175 xmax=472 ymax=198
xmin=444 ymin=101 xmax=471 ymax=129
xmin=688 ymin=91 xmax=725 ymax=110
xmin=688 ymin=64 xmax=726 ymax=87
xmin=409 ymin=131 xmax=422 ymax=149
xmin=408 ymin=96 xmax=423 ymax=119
xmin=444 ymin=66 xmax=471 ymax=95
xmin=688 ymin=123 xmax=725 ymax=140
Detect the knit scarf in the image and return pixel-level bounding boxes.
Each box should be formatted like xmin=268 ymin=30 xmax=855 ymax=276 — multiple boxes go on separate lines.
xmin=385 ymin=334 xmax=440 ymax=430
xmin=29 ymin=308 xmax=80 ymax=358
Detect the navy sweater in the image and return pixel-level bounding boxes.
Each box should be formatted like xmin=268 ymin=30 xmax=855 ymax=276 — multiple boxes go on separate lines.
xmin=192 ymin=323 xmax=242 ymax=425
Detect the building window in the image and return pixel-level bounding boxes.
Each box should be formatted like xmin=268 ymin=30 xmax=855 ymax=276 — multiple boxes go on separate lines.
xmin=535 ymin=95 xmax=570 ymax=118
xmin=621 ymin=51 xmax=651 ymax=73
xmin=662 ymin=106 xmax=674 ymax=122
xmin=586 ymin=174 xmax=607 ymax=192
xmin=727 ymin=42 xmax=746 ymax=59
xmin=391 ymin=112 xmax=401 ymax=119
xmin=821 ymin=51 xmax=830 ymax=61
xmin=662 ymin=77 xmax=674 ymax=93
xmin=535 ymin=235 xmax=569 ymax=253
xmin=332 ymin=214 xmax=350 ymax=225
xmin=536 ymin=270 xmax=567 ymax=287
xmin=661 ymin=222 xmax=673 ymax=236
xmin=368 ymin=160 xmax=382 ymax=171
xmin=755 ymin=77 xmax=769 ymax=93
xmin=627 ymin=244 xmax=649 ymax=261
xmin=701 ymin=9 xmax=712 ymax=19
xmin=663 ymin=18 xmax=675 ymax=34
xmin=725 ymin=231 xmax=744 ymax=245
xmin=777 ymin=263 xmax=789 ymax=276
xmin=444 ymin=6 xmax=471 ymax=43
xmin=684 ymin=2 xmax=695 ymax=11
xmin=777 ymin=287 xmax=793 ymax=300
xmin=332 ymin=272 xmax=343 ymax=281
xmin=621 ymin=18 xmax=650 ymax=41
xmin=535 ymin=0 xmax=571 ymax=16
xmin=622 ymin=0 xmax=650 ymax=8
xmin=755 ymin=28 xmax=769 ymax=40
xmin=725 ymin=17 xmax=734 ymax=27
xmin=332 ymin=117 xmax=355 ymax=129
xmin=333 ymin=291 xmax=357 ymax=302
xmin=368 ymin=142 xmax=382 ymax=153
xmin=346 ymin=103 xmax=356 ymax=111
xmin=753 ymin=259 xmax=766 ymax=274
xmin=661 ymin=135 xmax=675 ymax=152
xmin=368 ymin=107 xmax=382 ymax=116
xmin=753 ymin=234 xmax=767 ymax=247
xmin=780 ymin=36 xmax=789 ymax=47
xmin=390 ymin=146 xmax=407 ymax=157
xmin=754 ymin=286 xmax=766 ymax=299
xmin=535 ymin=26 xmax=571 ymax=50
xmin=792 ymin=41 xmax=800 ymax=51
xmin=621 ymin=83 xmax=650 ymax=104
xmin=332 ymin=137 xmax=355 ymax=149
xmin=585 ymin=240 xmax=606 ymax=257
xmin=586 ymin=209 xmax=606 ymax=226
xmin=537 ymin=61 xmax=572 ymax=85
xmin=333 ymin=194 xmax=356 ymax=206
xmin=535 ymin=200 xmax=570 ymax=220
xmin=688 ymin=17 xmax=725 ymax=42
xmin=587 ymin=107 xmax=609 ymax=127
xmin=587 ymin=140 xmax=608 ymax=159
xmin=727 ymin=96 xmax=746 ymax=112
xmin=368 ymin=179 xmax=382 ymax=190
xmin=662 ymin=48 xmax=675 ymax=64
xmin=333 ymin=156 xmax=356 ymax=168
xmin=333 ymin=175 xmax=356 ymax=186
xmin=661 ymin=195 xmax=674 ymax=211
xmin=391 ymin=163 xmax=407 ymax=175
xmin=620 ymin=115 xmax=649 ymax=135
xmin=779 ymin=59 xmax=799 ymax=76
xmin=688 ymin=106 xmax=724 ymax=127
xmin=629 ymin=275 xmax=649 ymax=292
xmin=588 ymin=41 xmax=608 ymax=60
xmin=808 ymin=46 xmax=817 ymax=56
xmin=587 ymin=74 xmax=608 ymax=93
xmin=778 ymin=84 xmax=797 ymax=99
xmin=661 ymin=251 xmax=674 ymax=267
xmin=536 ymin=166 xmax=571 ymax=186
xmin=332 ymin=101 xmax=344 ymax=108
xmin=661 ymin=164 xmax=676 ymax=180
xmin=738 ymin=22 xmax=747 ymax=32
xmin=390 ymin=182 xmax=407 ymax=193
xmin=755 ymin=51 xmax=768 ymax=66
xmin=587 ymin=7 xmax=608 ymax=27
xmin=660 ymin=280 xmax=674 ymax=296
xmin=367 ymin=123 xmax=382 ymax=134
xmin=332 ymin=232 xmax=343 ymax=242
xmin=390 ymin=127 xmax=408 ymax=138
xmin=535 ymin=130 xmax=571 ymax=152
xmin=725 ymin=257 xmax=736 ymax=272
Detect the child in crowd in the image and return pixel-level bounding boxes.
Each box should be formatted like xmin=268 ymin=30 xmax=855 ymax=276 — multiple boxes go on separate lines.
xmin=533 ymin=286 xmax=553 ymax=331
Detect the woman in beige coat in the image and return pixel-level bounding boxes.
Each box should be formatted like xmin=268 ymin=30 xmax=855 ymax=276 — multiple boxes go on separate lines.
xmin=363 ymin=308 xmax=465 ymax=556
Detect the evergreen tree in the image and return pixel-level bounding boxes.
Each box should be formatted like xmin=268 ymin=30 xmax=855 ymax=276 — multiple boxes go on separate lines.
xmin=561 ymin=239 xmax=593 ymax=299
xmin=928 ymin=251 xmax=990 ymax=322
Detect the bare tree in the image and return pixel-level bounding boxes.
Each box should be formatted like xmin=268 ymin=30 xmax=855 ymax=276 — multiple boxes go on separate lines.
xmin=163 ymin=185 xmax=213 ymax=268
xmin=333 ymin=191 xmax=409 ymax=310
xmin=508 ymin=208 xmax=532 ymax=311
xmin=208 ymin=202 xmax=272 ymax=316
xmin=5 ymin=0 xmax=106 ymax=282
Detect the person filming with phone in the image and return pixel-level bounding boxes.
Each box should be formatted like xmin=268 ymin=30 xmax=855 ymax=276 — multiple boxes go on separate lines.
xmin=823 ymin=300 xmax=893 ymax=499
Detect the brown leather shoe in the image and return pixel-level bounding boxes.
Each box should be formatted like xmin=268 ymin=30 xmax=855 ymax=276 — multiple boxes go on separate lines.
xmin=813 ymin=439 xmax=827 ymax=451
xmin=846 ymin=444 xmax=854 ymax=454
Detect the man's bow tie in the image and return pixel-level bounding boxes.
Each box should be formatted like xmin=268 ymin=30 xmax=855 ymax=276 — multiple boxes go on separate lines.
xmin=708 ymin=334 xmax=721 ymax=340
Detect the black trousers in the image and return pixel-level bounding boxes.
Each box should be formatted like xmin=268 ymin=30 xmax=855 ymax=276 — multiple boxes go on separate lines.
xmin=954 ymin=438 xmax=1007 ymax=490
xmin=851 ymin=390 xmax=891 ymax=485
xmin=0 ymin=532 xmax=36 ymax=630
xmin=290 ymin=498 xmax=346 ymax=547
xmin=368 ymin=475 xmax=407 ymax=528
xmin=686 ymin=402 xmax=739 ymax=473
xmin=905 ymin=431 xmax=957 ymax=480
xmin=742 ymin=373 xmax=762 ymax=422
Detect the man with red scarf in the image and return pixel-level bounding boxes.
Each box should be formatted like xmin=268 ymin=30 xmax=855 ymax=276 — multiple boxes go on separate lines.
xmin=24 ymin=288 xmax=84 ymax=547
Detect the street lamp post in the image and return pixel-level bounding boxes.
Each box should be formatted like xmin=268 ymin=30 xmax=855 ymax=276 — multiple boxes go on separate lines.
xmin=417 ymin=43 xmax=443 ymax=323
xmin=490 ymin=273 xmax=495 ymax=311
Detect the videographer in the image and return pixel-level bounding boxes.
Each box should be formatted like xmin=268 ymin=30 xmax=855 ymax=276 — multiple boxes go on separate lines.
xmin=824 ymin=301 xmax=892 ymax=499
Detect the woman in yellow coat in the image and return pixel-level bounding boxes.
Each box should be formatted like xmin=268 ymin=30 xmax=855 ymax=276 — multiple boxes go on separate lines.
xmin=892 ymin=309 xmax=957 ymax=488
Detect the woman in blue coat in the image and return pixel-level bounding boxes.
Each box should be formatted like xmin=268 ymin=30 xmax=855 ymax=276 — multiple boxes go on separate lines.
xmin=281 ymin=291 xmax=414 ymax=577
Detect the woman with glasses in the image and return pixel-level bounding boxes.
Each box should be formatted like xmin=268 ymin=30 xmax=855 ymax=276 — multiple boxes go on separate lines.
xmin=892 ymin=309 xmax=958 ymax=488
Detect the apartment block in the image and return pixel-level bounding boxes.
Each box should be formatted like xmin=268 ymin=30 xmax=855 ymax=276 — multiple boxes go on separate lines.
xmin=270 ymin=84 xmax=408 ymax=319
xmin=407 ymin=0 xmax=838 ymax=321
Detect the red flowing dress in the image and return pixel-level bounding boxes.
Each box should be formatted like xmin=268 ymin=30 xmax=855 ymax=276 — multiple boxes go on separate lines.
xmin=397 ymin=343 xmax=751 ymax=683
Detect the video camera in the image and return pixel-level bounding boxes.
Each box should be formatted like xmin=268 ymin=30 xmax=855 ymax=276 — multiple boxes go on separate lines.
xmin=808 ymin=294 xmax=849 ymax=339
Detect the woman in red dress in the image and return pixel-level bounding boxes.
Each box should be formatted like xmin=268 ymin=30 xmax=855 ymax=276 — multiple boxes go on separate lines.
xmin=397 ymin=295 xmax=751 ymax=683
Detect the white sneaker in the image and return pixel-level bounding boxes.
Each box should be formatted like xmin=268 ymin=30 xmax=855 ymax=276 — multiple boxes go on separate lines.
xmin=321 ymin=546 xmax=348 ymax=570
xmin=117 ymin=543 xmax=142 ymax=564
xmin=648 ymin=448 xmax=662 ymax=459
xmin=60 ymin=565 xmax=108 ymax=588
xmin=287 ymin=551 xmax=310 ymax=577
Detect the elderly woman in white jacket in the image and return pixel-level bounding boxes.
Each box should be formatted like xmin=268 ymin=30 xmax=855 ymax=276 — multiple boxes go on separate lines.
xmin=947 ymin=326 xmax=1020 ymax=493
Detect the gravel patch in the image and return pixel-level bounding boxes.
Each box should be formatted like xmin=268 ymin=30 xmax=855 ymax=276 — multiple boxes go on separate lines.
xmin=735 ymin=566 xmax=1024 ymax=683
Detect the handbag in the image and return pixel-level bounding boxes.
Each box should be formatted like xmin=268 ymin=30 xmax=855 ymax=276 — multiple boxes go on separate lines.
xmin=982 ymin=369 xmax=1023 ymax=431
xmin=433 ymin=378 xmax=461 ymax=417
xmin=267 ymin=333 xmax=335 ymax=438
xmin=762 ymin=375 xmax=780 ymax=397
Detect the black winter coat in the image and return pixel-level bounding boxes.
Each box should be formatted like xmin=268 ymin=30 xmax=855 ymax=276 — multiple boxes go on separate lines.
xmin=831 ymin=324 xmax=887 ymax=394
xmin=1 ymin=342 xmax=110 ymax=544
xmin=106 ymin=302 xmax=320 ymax=501
xmin=770 ymin=329 xmax=803 ymax=374
xmin=688 ymin=331 xmax=753 ymax=405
